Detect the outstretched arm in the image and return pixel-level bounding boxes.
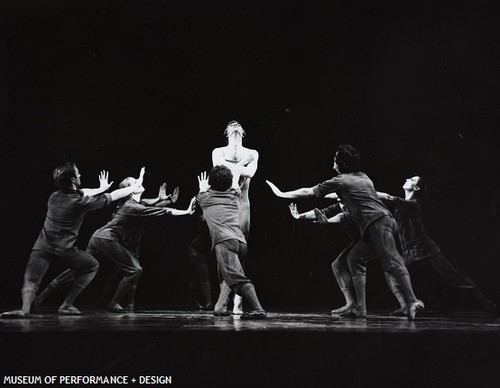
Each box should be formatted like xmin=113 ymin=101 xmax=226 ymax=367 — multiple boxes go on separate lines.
xmin=324 ymin=192 xmax=339 ymax=200
xmin=198 ymin=171 xmax=210 ymax=193
xmin=377 ymin=191 xmax=393 ymax=200
xmin=313 ymin=208 xmax=344 ymax=224
xmin=161 ymin=197 xmax=197 ymax=216
xmin=289 ymin=204 xmax=344 ymax=224
xmin=109 ymin=167 xmax=145 ymax=202
xmin=212 ymin=148 xmax=259 ymax=179
xmin=289 ymin=203 xmax=317 ymax=220
xmin=155 ymin=186 xmax=180 ymax=207
xmin=81 ymin=170 xmax=114 ymax=197
xmin=266 ymin=180 xmax=315 ymax=199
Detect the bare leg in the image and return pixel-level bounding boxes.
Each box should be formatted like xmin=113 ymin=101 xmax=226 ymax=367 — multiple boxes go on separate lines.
xmin=2 ymin=252 xmax=51 ymax=319
xmin=214 ymin=280 xmax=231 ymax=316
xmin=385 ymin=272 xmax=408 ymax=316
xmin=331 ymin=252 xmax=356 ymax=314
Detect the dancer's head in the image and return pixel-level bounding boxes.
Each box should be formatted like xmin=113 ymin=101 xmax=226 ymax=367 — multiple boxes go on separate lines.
xmin=334 ymin=144 xmax=361 ymax=173
xmin=53 ymin=162 xmax=80 ymax=190
xmin=209 ymin=165 xmax=233 ymax=191
xmin=224 ymin=120 xmax=246 ymax=139
xmin=403 ymin=175 xmax=429 ymax=202
xmin=402 ymin=176 xmax=421 ymax=193
xmin=119 ymin=177 xmax=145 ymax=198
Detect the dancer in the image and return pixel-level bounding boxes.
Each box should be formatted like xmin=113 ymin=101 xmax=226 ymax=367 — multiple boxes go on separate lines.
xmin=36 ymin=173 xmax=195 ymax=313
xmin=94 ymin=182 xmax=180 ymax=308
xmin=212 ymin=120 xmax=259 ymax=314
xmin=288 ymin=202 xmax=374 ymax=314
xmin=197 ymin=166 xmax=266 ymax=319
xmin=267 ymin=144 xmax=424 ymax=321
xmin=379 ymin=176 xmax=497 ymax=314
xmin=0 ymin=163 xmax=144 ymax=318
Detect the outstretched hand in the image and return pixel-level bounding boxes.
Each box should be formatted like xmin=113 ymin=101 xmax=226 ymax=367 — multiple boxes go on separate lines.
xmin=187 ymin=197 xmax=197 ymax=214
xmin=289 ymin=203 xmax=300 ymax=220
xmin=313 ymin=208 xmax=329 ymax=224
xmin=170 ymin=187 xmax=180 ymax=203
xmin=158 ymin=183 xmax=168 ymax=200
xmin=136 ymin=167 xmax=146 ymax=186
xmin=266 ymin=180 xmax=283 ymax=197
xmin=98 ymin=170 xmax=113 ymax=191
xmin=198 ymin=172 xmax=210 ymax=192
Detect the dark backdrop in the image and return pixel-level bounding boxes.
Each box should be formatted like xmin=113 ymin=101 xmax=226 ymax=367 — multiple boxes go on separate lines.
xmin=1 ymin=0 xmax=499 ymax=310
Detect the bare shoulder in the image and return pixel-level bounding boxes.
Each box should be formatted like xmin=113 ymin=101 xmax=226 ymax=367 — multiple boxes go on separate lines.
xmin=212 ymin=147 xmax=225 ymax=155
xmin=245 ymin=148 xmax=259 ymax=159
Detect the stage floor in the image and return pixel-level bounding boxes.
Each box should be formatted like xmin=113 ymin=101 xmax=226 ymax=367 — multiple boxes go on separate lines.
xmin=1 ymin=307 xmax=500 ymax=387
xmin=0 ymin=306 xmax=499 ymax=333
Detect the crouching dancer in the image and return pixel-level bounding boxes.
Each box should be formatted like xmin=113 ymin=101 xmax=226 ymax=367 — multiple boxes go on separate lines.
xmin=35 ymin=171 xmax=195 ymax=313
xmin=1 ymin=163 xmax=144 ymax=318
xmin=196 ymin=166 xmax=266 ymax=319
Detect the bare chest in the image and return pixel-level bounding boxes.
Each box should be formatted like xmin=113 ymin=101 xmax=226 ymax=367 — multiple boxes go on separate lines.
xmin=223 ymin=146 xmax=251 ymax=163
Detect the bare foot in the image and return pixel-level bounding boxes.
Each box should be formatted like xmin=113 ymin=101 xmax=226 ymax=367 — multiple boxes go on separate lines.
xmin=107 ymin=303 xmax=125 ymax=313
xmin=58 ymin=306 xmax=82 ymax=316
xmin=1 ymin=310 xmax=30 ymax=319
xmin=232 ymin=295 xmax=243 ymax=315
xmin=331 ymin=304 xmax=353 ymax=315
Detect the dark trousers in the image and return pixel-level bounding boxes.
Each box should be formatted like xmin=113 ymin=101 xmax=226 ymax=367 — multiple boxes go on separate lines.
xmin=347 ymin=216 xmax=409 ymax=279
xmin=87 ymin=237 xmax=143 ymax=302
xmin=188 ymin=231 xmax=212 ymax=284
xmin=22 ymin=249 xmax=99 ymax=295
xmin=214 ymin=239 xmax=251 ymax=295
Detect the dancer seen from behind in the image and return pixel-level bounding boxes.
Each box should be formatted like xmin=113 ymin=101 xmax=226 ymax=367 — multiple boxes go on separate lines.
xmin=0 ymin=163 xmax=144 ymax=318
xmin=267 ymin=144 xmax=424 ymax=321
xmin=197 ymin=166 xmax=266 ymax=319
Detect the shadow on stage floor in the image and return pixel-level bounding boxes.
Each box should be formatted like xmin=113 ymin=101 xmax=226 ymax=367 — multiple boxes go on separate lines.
xmin=1 ymin=306 xmax=500 ymax=387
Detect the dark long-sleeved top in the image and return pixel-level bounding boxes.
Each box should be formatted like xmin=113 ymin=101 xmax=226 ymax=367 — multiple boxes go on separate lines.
xmin=313 ymin=172 xmax=392 ymax=236
xmin=197 ymin=188 xmax=246 ymax=249
xmin=33 ymin=189 xmax=112 ymax=255
xmin=92 ymin=198 xmax=170 ymax=257
xmin=382 ymin=196 xmax=440 ymax=263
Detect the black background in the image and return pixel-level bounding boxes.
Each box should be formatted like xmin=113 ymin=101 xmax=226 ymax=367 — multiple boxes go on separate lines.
xmin=1 ymin=0 xmax=499 ymax=311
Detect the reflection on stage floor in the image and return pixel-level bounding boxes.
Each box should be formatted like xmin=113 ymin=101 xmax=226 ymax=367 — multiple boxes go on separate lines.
xmin=0 ymin=306 xmax=499 ymax=333
xmin=1 ymin=307 xmax=500 ymax=387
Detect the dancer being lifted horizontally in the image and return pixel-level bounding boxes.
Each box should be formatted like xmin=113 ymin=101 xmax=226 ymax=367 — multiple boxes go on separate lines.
xmin=378 ymin=175 xmax=497 ymax=315
xmin=197 ymin=166 xmax=266 ymax=319
xmin=267 ymin=144 xmax=424 ymax=321
xmin=212 ymin=120 xmax=259 ymax=315
xmin=1 ymin=163 xmax=144 ymax=318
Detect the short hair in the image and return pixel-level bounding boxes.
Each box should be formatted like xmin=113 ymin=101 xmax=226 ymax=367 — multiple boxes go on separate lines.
xmin=336 ymin=144 xmax=361 ymax=173
xmin=209 ymin=165 xmax=233 ymax=191
xmin=53 ymin=162 xmax=77 ymax=190
xmin=119 ymin=177 xmax=135 ymax=189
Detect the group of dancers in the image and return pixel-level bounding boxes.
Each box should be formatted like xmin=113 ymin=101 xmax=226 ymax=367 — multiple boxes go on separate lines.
xmin=1 ymin=122 xmax=496 ymax=321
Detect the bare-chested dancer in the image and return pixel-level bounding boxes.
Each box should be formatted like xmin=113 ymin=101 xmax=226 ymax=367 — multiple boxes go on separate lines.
xmin=211 ymin=120 xmax=259 ymax=314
